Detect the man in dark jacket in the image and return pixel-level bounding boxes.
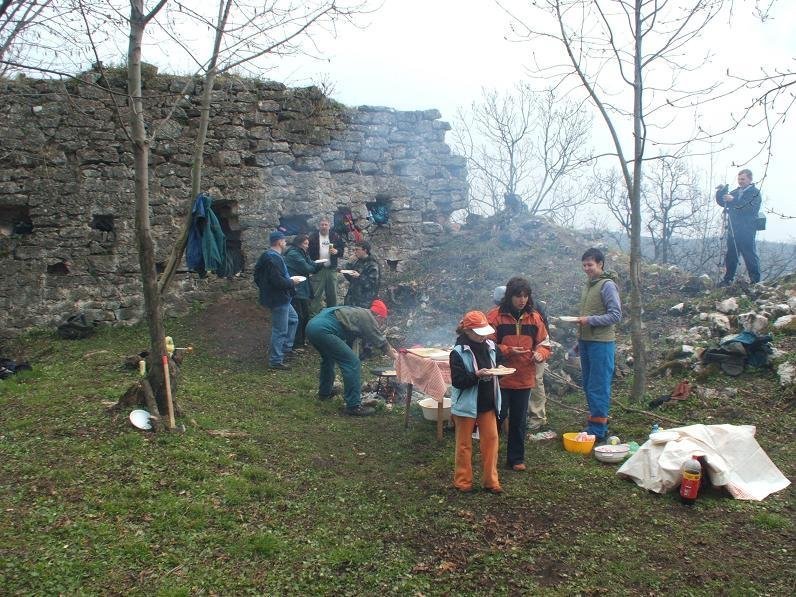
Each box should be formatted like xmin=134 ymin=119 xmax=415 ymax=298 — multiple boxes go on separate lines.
xmin=716 ymin=168 xmax=762 ymax=285
xmin=308 ymin=217 xmax=345 ymax=314
xmin=343 ymin=241 xmax=380 ymax=308
xmin=283 ymin=234 xmax=321 ymax=348
xmin=254 ymin=231 xmax=299 ymax=370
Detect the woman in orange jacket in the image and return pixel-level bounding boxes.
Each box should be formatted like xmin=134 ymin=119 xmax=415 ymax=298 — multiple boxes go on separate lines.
xmin=486 ymin=277 xmax=551 ymax=470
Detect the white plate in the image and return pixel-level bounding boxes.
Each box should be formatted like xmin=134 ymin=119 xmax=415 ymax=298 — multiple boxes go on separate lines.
xmin=650 ymin=430 xmax=679 ymax=444
xmin=558 ymin=316 xmax=580 ymax=322
xmin=291 ymin=275 xmax=307 ymax=283
xmin=407 ymin=347 xmax=450 ymax=360
xmin=313 ymin=259 xmax=329 ymax=264
xmin=482 ymin=367 xmax=517 ymax=376
xmin=339 ymin=269 xmax=357 ymax=275
xmin=129 ymin=409 xmax=152 ymax=430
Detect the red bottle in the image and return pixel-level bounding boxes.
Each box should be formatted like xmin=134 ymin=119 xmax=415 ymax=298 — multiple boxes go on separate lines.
xmin=679 ymin=455 xmax=702 ymax=505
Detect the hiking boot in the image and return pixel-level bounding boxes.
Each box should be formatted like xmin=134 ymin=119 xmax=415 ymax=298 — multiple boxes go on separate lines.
xmin=717 ymin=279 xmax=732 ymax=288
xmin=317 ymin=388 xmax=340 ymax=401
xmin=344 ymin=405 xmax=375 ymax=417
xmin=269 ymin=362 xmax=291 ymax=371
xmin=529 ymin=427 xmax=558 ymax=441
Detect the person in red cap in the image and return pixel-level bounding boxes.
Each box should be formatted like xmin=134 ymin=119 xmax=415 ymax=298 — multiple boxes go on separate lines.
xmin=305 ymin=300 xmax=398 ymax=416
xmin=449 ymin=310 xmax=503 ymax=494
xmin=370 ymin=299 xmax=388 ymax=319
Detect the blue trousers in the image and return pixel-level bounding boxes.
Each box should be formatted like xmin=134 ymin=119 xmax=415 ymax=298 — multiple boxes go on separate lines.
xmin=306 ymin=310 xmax=362 ymax=409
xmin=579 ymin=340 xmax=615 ymax=439
xmin=269 ymin=302 xmax=298 ymax=366
xmin=725 ymin=227 xmax=760 ymax=283
xmin=498 ymin=387 xmax=530 ymax=466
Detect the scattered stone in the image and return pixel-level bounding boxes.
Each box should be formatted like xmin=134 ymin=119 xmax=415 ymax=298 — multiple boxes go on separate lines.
xmin=694 ymin=386 xmax=739 ymax=401
xmin=682 ymin=274 xmax=713 ymax=294
xmin=685 ymin=326 xmax=711 ymax=342
xmin=738 ymin=311 xmax=769 ymax=334
xmin=664 ymin=344 xmax=695 ymax=360
xmin=776 ymin=362 xmax=796 ymax=387
xmin=773 ymin=314 xmax=796 ymax=331
xmin=716 ymin=297 xmax=739 ymax=314
xmin=706 ymin=313 xmax=732 ymax=335
xmin=770 ymin=347 xmax=787 ymax=360
xmin=669 ymin=302 xmax=685 ymax=315
xmin=770 ymin=304 xmax=791 ymax=317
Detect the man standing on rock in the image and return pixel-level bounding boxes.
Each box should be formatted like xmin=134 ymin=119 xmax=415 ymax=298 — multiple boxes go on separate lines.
xmin=576 ymin=248 xmax=622 ymax=445
xmin=309 ymin=217 xmax=345 ymax=313
xmin=716 ymin=168 xmax=762 ymax=286
xmin=254 ymin=231 xmax=299 ymax=371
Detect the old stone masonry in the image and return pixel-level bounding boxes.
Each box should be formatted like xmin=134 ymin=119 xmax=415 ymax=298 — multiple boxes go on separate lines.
xmin=0 ymin=68 xmax=467 ymax=338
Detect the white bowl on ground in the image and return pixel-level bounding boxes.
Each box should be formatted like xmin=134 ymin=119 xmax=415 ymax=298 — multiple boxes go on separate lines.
xmin=417 ymin=397 xmax=451 ymax=422
xmin=593 ymin=444 xmax=630 ymax=463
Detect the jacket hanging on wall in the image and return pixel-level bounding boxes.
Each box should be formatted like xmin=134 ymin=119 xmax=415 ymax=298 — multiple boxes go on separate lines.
xmin=186 ymin=193 xmax=228 ymax=277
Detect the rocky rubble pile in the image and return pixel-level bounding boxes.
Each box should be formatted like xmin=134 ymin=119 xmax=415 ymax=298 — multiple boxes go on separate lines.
xmin=661 ymin=282 xmax=796 ymax=388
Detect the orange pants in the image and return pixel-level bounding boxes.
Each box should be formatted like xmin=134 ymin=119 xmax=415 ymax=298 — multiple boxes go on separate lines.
xmin=452 ymin=410 xmax=500 ymax=492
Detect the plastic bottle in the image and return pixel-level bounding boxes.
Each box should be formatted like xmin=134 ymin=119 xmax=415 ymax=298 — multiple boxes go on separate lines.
xmin=650 ymin=423 xmax=660 ymax=434
xmin=679 ymin=456 xmax=702 ymax=505
xmin=165 ymin=336 xmax=175 ymax=357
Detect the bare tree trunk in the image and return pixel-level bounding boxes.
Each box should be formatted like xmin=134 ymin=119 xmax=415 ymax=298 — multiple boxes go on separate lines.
xmin=156 ymin=68 xmax=217 ymax=294
xmin=128 ymin=0 xmax=168 ymax=410
xmin=629 ymin=0 xmax=647 ymax=401
xmin=158 ymin=0 xmax=232 ymax=295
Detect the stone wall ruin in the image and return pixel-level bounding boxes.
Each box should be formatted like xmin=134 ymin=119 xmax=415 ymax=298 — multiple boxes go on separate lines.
xmin=0 ymin=70 xmax=468 ymax=338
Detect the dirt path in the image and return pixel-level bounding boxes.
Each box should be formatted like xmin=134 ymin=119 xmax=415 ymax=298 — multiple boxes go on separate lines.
xmin=191 ymin=296 xmax=270 ymax=364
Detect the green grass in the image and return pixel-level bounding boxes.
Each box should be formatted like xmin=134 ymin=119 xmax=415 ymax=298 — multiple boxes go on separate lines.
xmin=0 ymin=318 xmax=793 ymax=595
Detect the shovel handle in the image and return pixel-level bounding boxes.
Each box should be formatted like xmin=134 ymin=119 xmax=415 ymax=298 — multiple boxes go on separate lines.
xmin=162 ymin=354 xmax=176 ymax=429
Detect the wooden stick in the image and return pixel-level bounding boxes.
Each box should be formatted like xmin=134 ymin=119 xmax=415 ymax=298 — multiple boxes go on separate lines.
xmin=546 ymin=396 xmax=589 ymax=415
xmin=436 ymin=400 xmax=443 ymax=441
xmin=404 ymin=382 xmax=413 ymax=429
xmin=161 ymin=354 xmax=176 ymax=429
xmin=614 ymin=401 xmax=684 ymax=426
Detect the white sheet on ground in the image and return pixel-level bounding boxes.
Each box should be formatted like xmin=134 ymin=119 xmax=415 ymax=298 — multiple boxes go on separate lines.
xmin=616 ymin=424 xmax=790 ymax=501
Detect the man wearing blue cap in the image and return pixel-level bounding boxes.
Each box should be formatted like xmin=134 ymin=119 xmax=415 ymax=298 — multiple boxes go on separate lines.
xmin=254 ymin=231 xmax=299 ymax=370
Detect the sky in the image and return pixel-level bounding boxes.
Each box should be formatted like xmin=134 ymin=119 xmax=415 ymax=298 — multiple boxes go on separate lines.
xmin=261 ymin=0 xmax=795 ymax=242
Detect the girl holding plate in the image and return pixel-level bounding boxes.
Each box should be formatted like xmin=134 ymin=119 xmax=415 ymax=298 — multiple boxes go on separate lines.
xmin=487 ymin=277 xmax=551 ymax=471
xmin=449 ymin=310 xmax=504 ymax=494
